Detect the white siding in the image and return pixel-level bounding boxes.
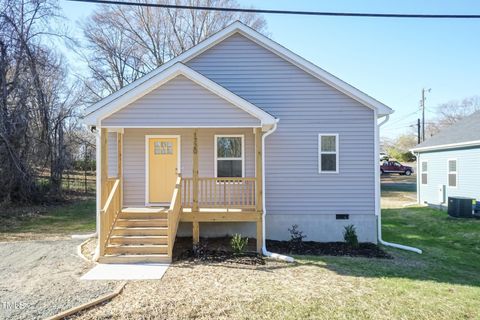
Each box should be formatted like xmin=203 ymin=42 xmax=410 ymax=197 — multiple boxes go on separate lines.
xmin=102 ymin=75 xmax=260 ymax=127
xmin=418 ymin=147 xmax=480 ymax=206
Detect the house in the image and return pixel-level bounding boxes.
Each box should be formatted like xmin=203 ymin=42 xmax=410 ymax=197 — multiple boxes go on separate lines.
xmin=82 ymin=22 xmax=393 ymax=263
xmin=411 ymin=111 xmax=480 ymax=208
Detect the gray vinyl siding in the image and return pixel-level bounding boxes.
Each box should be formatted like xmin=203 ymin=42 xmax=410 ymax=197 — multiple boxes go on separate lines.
xmin=102 ymin=75 xmax=260 ymax=127
xmin=417 ymin=147 xmax=480 ymax=206
xmin=107 ymin=132 xmax=118 ymax=178
xmin=122 ymin=128 xmax=255 ymax=206
xmin=187 ymin=33 xmax=376 ymax=229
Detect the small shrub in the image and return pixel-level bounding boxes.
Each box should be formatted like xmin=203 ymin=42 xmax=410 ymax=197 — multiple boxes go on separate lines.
xmin=230 ymin=234 xmax=248 ymax=254
xmin=288 ymin=224 xmax=306 ymax=252
xmin=193 ymin=241 xmax=208 ymax=259
xmin=343 ymin=224 xmax=359 ymax=248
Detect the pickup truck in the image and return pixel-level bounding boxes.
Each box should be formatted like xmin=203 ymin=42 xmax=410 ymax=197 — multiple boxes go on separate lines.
xmin=380 ymin=161 xmax=413 ymax=176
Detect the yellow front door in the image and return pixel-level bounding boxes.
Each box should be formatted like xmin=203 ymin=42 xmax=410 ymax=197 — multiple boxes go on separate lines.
xmin=148 ymin=137 xmax=178 ymax=203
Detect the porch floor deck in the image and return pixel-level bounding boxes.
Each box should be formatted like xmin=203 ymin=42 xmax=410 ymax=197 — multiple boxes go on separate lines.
xmin=121 ymin=206 xmax=261 ymax=222
xmin=182 ymin=207 xmax=257 ymax=213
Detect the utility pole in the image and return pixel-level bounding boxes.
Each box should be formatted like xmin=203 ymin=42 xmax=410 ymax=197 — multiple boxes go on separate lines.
xmin=420 ymin=88 xmax=431 ymax=142
xmin=417 ymin=118 xmax=421 ymax=144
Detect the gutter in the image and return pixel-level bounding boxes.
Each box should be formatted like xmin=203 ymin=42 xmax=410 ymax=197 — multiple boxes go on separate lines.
xmin=376 ymin=114 xmax=422 ymax=254
xmin=261 ymin=120 xmax=295 ymax=262
xmin=410 ymin=139 xmax=480 ymax=153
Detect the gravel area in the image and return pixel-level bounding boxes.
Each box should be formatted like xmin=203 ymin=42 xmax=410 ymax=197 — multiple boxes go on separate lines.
xmin=0 ymin=239 xmax=119 ymax=320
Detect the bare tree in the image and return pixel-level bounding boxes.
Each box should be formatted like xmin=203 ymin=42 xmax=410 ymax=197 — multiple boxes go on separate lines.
xmin=0 ymin=0 xmax=85 ymax=203
xmin=80 ymin=0 xmax=267 ymax=100
xmin=423 ymin=96 xmax=480 ymax=137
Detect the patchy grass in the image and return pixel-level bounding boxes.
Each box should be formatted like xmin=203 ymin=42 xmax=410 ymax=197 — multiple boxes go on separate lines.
xmin=0 ymin=199 xmax=96 ymax=241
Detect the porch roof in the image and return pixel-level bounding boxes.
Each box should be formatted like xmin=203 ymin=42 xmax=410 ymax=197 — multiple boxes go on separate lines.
xmin=82 ymin=63 xmax=277 ymax=130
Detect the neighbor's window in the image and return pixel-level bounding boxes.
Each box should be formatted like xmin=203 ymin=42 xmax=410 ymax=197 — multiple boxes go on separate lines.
xmin=318 ymin=134 xmax=339 ymax=173
xmin=421 ymin=161 xmax=428 ymax=185
xmin=448 ymin=159 xmax=457 ymax=187
xmin=215 ymin=135 xmax=244 ymax=177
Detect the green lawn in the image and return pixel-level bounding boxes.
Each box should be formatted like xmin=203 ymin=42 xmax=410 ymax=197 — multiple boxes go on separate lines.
xmin=0 ymin=199 xmax=96 ymax=237
xmin=291 ymin=206 xmax=480 ymax=319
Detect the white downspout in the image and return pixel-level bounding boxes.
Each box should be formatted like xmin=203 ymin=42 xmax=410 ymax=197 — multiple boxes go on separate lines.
xmin=261 ymin=120 xmax=295 ymax=262
xmin=376 ymin=114 xmax=422 ymax=254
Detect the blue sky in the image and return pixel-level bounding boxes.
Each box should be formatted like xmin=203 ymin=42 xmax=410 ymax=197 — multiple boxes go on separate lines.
xmin=60 ymin=0 xmax=480 ymax=138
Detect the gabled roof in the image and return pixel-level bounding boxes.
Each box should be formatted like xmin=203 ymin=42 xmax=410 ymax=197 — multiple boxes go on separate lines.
xmin=84 ymin=21 xmax=393 ymax=125
xmin=411 ymin=111 xmax=480 ymax=152
xmin=83 ymin=63 xmax=276 ymax=127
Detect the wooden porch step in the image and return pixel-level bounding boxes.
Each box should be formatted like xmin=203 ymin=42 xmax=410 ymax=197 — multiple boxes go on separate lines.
xmin=106 ymin=244 xmax=168 ymax=255
xmin=120 ymin=212 xmax=168 ymax=219
xmin=112 ymin=227 xmax=168 ymax=236
xmin=98 ymin=254 xmax=171 ymax=264
xmin=110 ymin=235 xmax=168 ymax=245
xmin=116 ymin=219 xmax=168 ymax=227
xmin=120 ymin=208 xmax=168 ymax=219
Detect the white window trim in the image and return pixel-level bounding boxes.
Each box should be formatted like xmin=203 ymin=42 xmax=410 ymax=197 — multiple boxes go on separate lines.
xmin=214 ymin=134 xmax=245 ymax=178
xmin=318 ymin=134 xmax=339 ymax=174
xmin=145 ymin=135 xmax=182 ymax=206
xmin=447 ymin=158 xmax=458 ymax=188
xmin=421 ymin=160 xmax=428 ymax=185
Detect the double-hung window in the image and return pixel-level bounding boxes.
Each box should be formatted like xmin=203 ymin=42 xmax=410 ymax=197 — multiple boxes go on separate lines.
xmin=215 ymin=135 xmax=244 ymax=177
xmin=448 ymin=159 xmax=457 ymax=187
xmin=318 ymin=134 xmax=339 ymax=173
xmin=421 ymin=161 xmax=428 ymax=185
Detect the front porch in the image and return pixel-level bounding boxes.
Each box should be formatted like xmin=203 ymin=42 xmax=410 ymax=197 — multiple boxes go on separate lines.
xmin=97 ymin=128 xmax=264 ymax=263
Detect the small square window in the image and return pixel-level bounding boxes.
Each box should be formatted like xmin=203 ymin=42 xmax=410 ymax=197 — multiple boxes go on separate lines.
xmin=154 ymin=141 xmax=173 ymax=155
xmin=321 ymin=136 xmax=336 ymax=152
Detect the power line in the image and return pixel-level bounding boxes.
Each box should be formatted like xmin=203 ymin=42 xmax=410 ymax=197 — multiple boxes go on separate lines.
xmin=67 ymin=0 xmax=480 ymax=19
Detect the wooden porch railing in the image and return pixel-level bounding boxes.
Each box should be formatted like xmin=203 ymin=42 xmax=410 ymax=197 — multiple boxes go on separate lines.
xmin=181 ymin=177 xmax=256 ymax=210
xmin=99 ymin=178 xmax=121 ymax=256
xmin=105 ymin=178 xmax=117 ymax=197
xmin=167 ymin=175 xmax=182 ymax=258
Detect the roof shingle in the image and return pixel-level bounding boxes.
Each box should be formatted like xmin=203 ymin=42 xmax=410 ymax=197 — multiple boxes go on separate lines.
xmin=412 ymin=111 xmax=480 ymax=151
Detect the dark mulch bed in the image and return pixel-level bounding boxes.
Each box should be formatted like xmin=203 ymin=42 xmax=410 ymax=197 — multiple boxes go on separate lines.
xmin=172 ymin=237 xmax=391 ymax=263
xmin=173 ymin=236 xmax=265 ymax=265
xmin=267 ymin=240 xmax=392 ymax=259
xmin=176 ymin=249 xmax=265 ymax=265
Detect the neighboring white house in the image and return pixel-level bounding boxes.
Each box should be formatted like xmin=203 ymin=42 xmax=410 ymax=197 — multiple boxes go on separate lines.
xmin=82 ymin=21 xmax=393 ymax=263
xmin=411 ymin=111 xmax=480 ymax=208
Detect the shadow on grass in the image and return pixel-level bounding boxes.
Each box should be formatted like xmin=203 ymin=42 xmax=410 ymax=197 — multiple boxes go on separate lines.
xmin=381 ymin=182 xmax=416 ymax=193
